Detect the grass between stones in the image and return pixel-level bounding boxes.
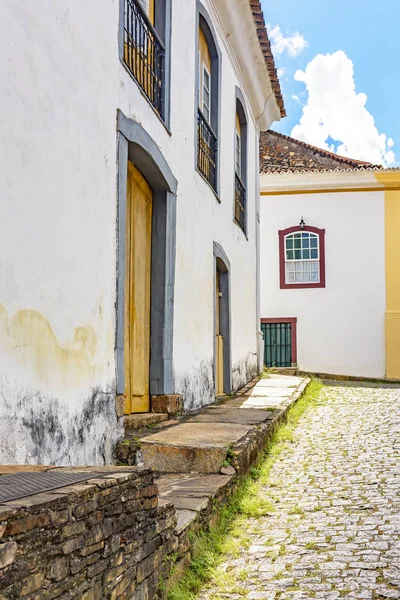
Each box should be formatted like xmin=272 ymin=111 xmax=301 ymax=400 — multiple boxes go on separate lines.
xmin=167 ymin=379 xmax=324 ymax=600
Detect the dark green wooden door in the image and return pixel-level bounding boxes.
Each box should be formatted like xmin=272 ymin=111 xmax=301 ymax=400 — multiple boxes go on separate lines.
xmin=261 ymin=322 xmax=292 ymax=367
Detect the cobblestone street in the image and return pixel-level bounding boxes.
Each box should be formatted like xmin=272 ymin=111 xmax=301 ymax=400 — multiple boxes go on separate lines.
xmin=198 ymin=381 xmax=400 ymax=600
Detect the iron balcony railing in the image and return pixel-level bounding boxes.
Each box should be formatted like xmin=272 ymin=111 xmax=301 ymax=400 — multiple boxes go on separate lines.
xmin=234 ymin=172 xmax=246 ymax=231
xmin=197 ymin=109 xmax=218 ymax=191
xmin=123 ymin=0 xmax=165 ymax=118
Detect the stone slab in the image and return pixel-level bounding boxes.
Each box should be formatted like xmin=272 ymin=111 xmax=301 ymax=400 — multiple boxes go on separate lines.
xmin=124 ymin=412 xmax=168 ymax=433
xmin=151 ymin=395 xmax=183 ymax=415
xmin=189 ymin=406 xmax=273 ymax=425
xmin=157 ymin=474 xmax=232 ymax=497
xmin=255 ymin=376 xmax=303 ymax=387
xmin=242 ymin=386 xmax=295 ymax=397
xmin=0 ymin=466 xmax=58 ymax=474
xmin=142 ymin=443 xmax=227 ymax=474
xmin=230 ymin=396 xmax=290 ymax=409
xmin=165 ymin=496 xmax=209 ymax=512
xmin=175 ymin=509 xmax=197 ymax=535
xmin=141 ymin=422 xmax=251 ymax=448
xmin=156 ymin=473 xmax=235 ymax=534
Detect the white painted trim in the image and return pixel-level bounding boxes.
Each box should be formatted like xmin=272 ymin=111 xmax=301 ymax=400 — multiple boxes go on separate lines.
xmin=210 ymin=0 xmax=281 ymax=129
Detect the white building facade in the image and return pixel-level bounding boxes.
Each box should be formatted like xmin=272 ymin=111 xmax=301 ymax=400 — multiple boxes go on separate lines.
xmin=0 ymin=1 xmax=284 ymax=464
xmin=259 ymin=131 xmax=392 ymax=380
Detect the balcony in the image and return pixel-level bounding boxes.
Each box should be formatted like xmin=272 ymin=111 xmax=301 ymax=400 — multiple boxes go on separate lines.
xmin=123 ymin=0 xmax=165 ymax=118
xmin=234 ymin=173 xmax=246 ymax=232
xmin=197 ymin=110 xmax=217 ymax=192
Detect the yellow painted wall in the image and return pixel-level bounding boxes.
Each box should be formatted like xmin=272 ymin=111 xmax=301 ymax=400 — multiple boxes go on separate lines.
xmin=375 ymin=172 xmax=400 ymax=379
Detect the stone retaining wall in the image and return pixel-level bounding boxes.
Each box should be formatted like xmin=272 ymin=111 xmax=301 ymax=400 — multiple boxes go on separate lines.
xmin=0 ymin=468 xmax=176 ymax=599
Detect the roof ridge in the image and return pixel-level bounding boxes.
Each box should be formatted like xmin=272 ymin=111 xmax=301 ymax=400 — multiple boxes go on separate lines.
xmin=264 ymin=129 xmax=376 ymax=167
xmin=249 ymin=1 xmax=286 ymax=119
xmin=265 ymin=166 xmax=385 ymax=174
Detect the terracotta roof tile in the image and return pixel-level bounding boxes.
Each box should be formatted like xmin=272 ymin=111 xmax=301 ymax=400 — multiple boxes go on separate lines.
xmin=260 ymin=130 xmax=383 ymax=173
xmin=249 ymin=0 xmax=286 ymax=118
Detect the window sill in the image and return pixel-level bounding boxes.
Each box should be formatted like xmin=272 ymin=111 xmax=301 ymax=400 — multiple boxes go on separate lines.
xmin=120 ymin=60 xmax=172 ymax=136
xmin=195 ymin=168 xmax=220 ymax=202
xmin=233 ymin=218 xmax=248 ymax=240
xmin=280 ymin=282 xmax=326 ymax=290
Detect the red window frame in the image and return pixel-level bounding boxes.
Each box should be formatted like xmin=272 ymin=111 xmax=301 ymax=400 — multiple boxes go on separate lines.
xmin=278 ymin=225 xmax=326 ymax=290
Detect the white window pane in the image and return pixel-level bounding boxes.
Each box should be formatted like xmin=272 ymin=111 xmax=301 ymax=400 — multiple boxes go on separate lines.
xmin=204 ymin=88 xmax=210 ymax=108
xmin=203 ymin=69 xmax=210 ymax=89
xmin=285 ymin=260 xmax=320 ymax=284
xmin=236 ymin=133 xmax=241 ymax=174
xmin=202 ymin=66 xmax=211 ymax=122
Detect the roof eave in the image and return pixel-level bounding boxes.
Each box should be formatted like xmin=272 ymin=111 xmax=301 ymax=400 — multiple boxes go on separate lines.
xmin=215 ymin=0 xmax=284 ymax=129
xmin=260 ymin=169 xmax=400 ymax=195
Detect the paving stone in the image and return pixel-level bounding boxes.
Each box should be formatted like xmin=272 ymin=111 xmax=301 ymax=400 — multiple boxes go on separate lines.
xmin=196 ymin=380 xmax=400 ymax=599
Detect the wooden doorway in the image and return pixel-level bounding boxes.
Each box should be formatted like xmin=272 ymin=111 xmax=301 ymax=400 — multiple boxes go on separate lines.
xmin=124 ymin=160 xmax=152 ymax=414
xmin=214 ymin=245 xmax=231 ymax=397
xmin=216 ymin=270 xmax=224 ymax=395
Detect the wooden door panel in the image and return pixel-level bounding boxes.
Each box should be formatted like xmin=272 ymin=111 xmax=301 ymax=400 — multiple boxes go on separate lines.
xmin=216 ymin=270 xmax=224 ymax=395
xmin=124 ymin=161 xmax=152 ymax=414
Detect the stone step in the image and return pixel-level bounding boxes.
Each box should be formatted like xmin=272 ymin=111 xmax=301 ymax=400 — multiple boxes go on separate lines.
xmin=140 ymin=375 xmax=308 ymax=474
xmin=140 ymin=420 xmax=251 ymax=474
xmin=272 ymin=367 xmax=298 ymax=375
xmin=124 ymin=412 xmax=168 ymax=435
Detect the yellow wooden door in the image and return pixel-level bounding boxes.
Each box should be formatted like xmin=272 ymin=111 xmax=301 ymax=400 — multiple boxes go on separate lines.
xmin=216 ymin=271 xmax=224 ymax=395
xmin=124 ymin=161 xmax=152 ymax=414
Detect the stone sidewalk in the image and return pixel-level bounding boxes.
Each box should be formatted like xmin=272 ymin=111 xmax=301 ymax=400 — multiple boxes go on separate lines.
xmin=144 ymin=374 xmax=310 ymax=574
xmin=197 ymin=380 xmax=400 ymax=600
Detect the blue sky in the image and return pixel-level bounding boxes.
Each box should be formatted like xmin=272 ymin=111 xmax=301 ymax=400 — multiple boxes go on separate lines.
xmin=261 ymin=0 xmax=399 ymax=166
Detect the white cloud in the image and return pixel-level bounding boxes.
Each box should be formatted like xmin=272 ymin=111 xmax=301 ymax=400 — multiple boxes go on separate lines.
xmin=277 ymin=67 xmax=286 ymax=78
xmin=291 ymin=50 xmax=396 ymax=167
xmin=291 ymin=94 xmax=300 ymax=103
xmin=268 ymin=24 xmax=308 ymax=58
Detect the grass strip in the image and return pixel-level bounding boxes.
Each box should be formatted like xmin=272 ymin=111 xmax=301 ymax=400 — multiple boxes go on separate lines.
xmin=167 ymin=378 xmax=324 ymax=600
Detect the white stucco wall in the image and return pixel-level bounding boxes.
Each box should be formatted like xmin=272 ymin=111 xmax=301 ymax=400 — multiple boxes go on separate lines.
xmin=260 ymin=190 xmax=386 ymax=378
xmin=0 ymin=0 xmax=275 ymax=464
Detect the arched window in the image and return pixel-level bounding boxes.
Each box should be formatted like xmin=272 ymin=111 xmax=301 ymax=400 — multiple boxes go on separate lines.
xmin=196 ymin=6 xmax=221 ymax=193
xmin=234 ymin=90 xmax=248 ymax=233
xmin=278 ymin=225 xmax=326 ymax=289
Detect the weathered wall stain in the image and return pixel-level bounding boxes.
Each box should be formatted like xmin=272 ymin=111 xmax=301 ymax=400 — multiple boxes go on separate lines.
xmin=175 ymin=354 xmax=258 ymax=411
xmin=232 ymin=352 xmax=258 ymax=392
xmin=0 ymin=377 xmax=121 ymax=465
xmin=174 ymin=359 xmax=215 ymax=411
xmin=0 ymin=305 xmax=99 ymax=390
xmin=0 ymin=304 xmax=122 ymax=465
